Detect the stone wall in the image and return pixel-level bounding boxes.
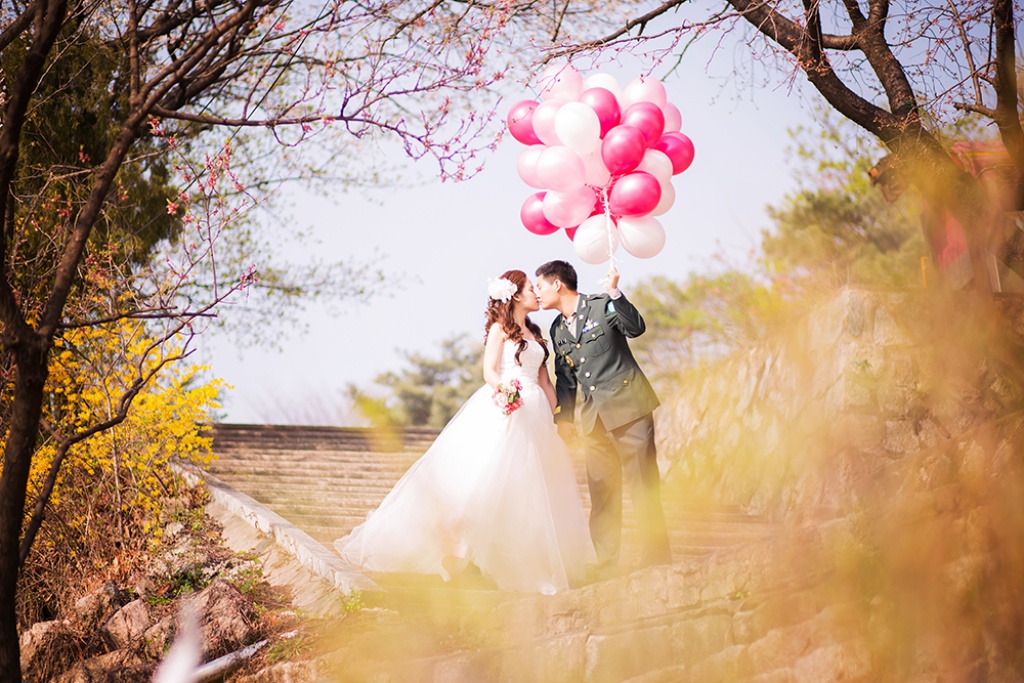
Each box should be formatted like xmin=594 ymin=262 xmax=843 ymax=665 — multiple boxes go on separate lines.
xmin=655 ymin=287 xmax=1024 ymax=519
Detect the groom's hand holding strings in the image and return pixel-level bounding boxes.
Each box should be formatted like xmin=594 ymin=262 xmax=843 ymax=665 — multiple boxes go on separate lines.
xmin=602 ymin=266 xmax=623 ymax=299
xmin=605 ymin=266 xmax=620 ymax=293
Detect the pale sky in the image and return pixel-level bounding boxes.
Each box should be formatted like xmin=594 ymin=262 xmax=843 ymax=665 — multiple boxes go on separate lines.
xmin=196 ymin=41 xmax=825 ymax=424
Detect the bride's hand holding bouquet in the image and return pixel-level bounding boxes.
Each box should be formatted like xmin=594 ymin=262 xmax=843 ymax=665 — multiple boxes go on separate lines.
xmin=493 ymin=379 xmax=523 ymax=415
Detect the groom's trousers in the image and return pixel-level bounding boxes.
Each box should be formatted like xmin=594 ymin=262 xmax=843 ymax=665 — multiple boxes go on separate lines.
xmin=585 ymin=414 xmax=671 ymax=568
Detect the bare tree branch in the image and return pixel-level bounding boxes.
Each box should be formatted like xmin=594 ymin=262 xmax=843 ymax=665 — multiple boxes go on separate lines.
xmin=0 ymin=2 xmax=38 ymax=54
xmin=726 ymin=0 xmax=897 ymax=139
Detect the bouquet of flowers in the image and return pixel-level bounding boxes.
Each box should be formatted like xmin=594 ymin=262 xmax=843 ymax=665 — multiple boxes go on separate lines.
xmin=493 ymin=378 xmax=523 ymax=415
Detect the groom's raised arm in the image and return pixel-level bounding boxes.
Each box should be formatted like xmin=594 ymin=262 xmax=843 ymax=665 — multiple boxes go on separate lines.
xmin=604 ymin=292 xmax=646 ymax=338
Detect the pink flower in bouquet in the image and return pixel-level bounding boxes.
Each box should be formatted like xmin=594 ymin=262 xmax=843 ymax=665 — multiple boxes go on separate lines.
xmin=493 ymin=378 xmax=523 ymax=415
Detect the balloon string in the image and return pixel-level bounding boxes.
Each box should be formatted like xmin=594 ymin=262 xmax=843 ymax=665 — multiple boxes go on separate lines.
xmin=601 ymin=185 xmax=619 ymax=271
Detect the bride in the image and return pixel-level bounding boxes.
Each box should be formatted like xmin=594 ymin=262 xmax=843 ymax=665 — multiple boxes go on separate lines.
xmin=334 ymin=269 xmax=594 ymax=594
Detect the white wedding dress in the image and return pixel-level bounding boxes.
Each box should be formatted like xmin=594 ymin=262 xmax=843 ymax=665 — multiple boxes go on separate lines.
xmin=334 ymin=339 xmax=594 ymax=594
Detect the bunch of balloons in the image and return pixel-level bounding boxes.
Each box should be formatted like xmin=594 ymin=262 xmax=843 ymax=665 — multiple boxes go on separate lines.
xmin=508 ymin=64 xmax=694 ymax=263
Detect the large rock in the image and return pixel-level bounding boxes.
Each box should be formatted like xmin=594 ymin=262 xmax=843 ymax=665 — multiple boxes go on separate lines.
xmin=20 ymin=619 xmax=76 ymax=679
xmin=187 ymin=578 xmax=259 ymax=659
xmin=100 ymin=599 xmax=151 ymax=650
xmin=141 ymin=615 xmax=176 ymax=660
xmin=74 ymin=581 xmax=130 ymax=630
xmin=53 ymin=650 xmax=150 ymax=683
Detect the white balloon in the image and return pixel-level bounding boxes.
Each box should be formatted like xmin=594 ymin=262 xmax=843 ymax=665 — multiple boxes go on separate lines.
xmin=573 ymin=214 xmax=619 ymax=264
xmin=581 ymin=149 xmax=612 ymax=188
xmin=554 ymin=102 xmax=602 ymax=155
xmin=618 ymin=216 xmax=665 ymax=259
xmin=650 ymin=181 xmax=675 ymax=217
xmin=636 ymin=149 xmax=673 ymax=186
xmin=537 ymin=63 xmax=584 ymax=102
xmin=536 ymin=146 xmax=586 ymax=192
xmin=583 ymin=73 xmax=623 ymax=100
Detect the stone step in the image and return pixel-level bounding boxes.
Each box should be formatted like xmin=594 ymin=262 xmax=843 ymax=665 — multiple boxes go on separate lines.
xmin=209 ymin=450 xmax=422 ymax=463
xmin=207 ymin=478 xmax=771 ymax=530
xmin=295 ymin=521 xmax=773 ymax=547
xmin=206 ymin=424 xmax=439 ymax=452
xmin=297 ymin=519 xmax=770 ymax=551
xmin=204 ymin=483 xmax=652 ymax=519
xmin=262 ymin=500 xmax=768 ymax=525
xmin=205 ymin=463 xmax=418 ymax=480
xmin=206 ymin=474 xmax=769 ymax=523
xmin=206 ymin=423 xmax=440 ymax=439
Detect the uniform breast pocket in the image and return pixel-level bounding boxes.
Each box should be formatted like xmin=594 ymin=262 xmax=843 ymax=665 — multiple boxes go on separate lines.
xmin=583 ymin=327 xmax=611 ymax=355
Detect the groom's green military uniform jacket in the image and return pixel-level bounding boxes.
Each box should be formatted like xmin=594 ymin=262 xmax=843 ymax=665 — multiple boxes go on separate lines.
xmin=550 ymin=292 xmax=660 ymax=434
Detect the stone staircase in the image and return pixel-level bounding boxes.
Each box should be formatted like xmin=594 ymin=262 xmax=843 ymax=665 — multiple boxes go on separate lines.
xmin=204 ymin=423 xmax=793 ymax=681
xmin=202 ymin=423 xmax=776 ymax=570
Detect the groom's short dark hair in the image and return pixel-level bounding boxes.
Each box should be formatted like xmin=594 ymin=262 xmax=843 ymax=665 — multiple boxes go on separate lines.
xmin=536 ymin=260 xmax=578 ymax=292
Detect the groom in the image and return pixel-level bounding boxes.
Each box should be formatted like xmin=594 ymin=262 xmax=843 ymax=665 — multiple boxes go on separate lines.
xmin=535 ymin=260 xmax=671 ymax=575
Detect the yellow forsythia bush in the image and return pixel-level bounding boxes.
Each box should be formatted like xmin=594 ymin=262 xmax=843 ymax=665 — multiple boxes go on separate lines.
xmin=20 ymin=319 xmax=224 ymax=571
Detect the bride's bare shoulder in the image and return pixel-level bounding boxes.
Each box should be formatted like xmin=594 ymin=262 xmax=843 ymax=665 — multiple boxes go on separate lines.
xmin=487 ymin=322 xmax=507 ymax=341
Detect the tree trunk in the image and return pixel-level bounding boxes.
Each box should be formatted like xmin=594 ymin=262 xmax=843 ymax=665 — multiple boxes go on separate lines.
xmin=0 ymin=336 xmax=51 ymax=683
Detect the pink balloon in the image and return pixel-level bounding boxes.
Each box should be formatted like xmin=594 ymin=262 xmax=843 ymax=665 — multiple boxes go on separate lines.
xmin=579 ymin=87 xmax=621 ymax=138
xmin=608 ymin=171 xmax=662 ymax=217
xmin=601 ymin=125 xmax=646 ymax=176
xmin=543 ymin=186 xmax=597 ymax=228
xmin=520 ymin=193 xmax=560 ymax=235
xmin=537 ymin=63 xmax=583 ymax=102
xmin=662 ymin=103 xmax=682 ymax=133
xmin=536 ymin=146 xmax=586 ymax=192
xmin=532 ymin=100 xmax=563 ymax=146
xmin=516 ymin=145 xmax=546 ymax=189
xmin=507 ymin=100 xmax=542 ymax=145
xmin=620 ymin=102 xmax=665 ymax=147
xmin=653 ymin=132 xmax=695 ymax=174
xmin=618 ymin=216 xmax=665 ymax=259
xmin=622 ymin=76 xmax=667 ymax=108
xmin=565 ymin=226 xmax=578 ymax=241
xmin=573 ymin=214 xmax=619 ymax=264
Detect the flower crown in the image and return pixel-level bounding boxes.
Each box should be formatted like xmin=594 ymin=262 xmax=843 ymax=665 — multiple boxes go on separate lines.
xmin=487 ymin=277 xmax=517 ymax=303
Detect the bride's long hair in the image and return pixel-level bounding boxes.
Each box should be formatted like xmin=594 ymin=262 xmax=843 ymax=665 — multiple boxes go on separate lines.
xmin=484 ymin=269 xmax=549 ymax=366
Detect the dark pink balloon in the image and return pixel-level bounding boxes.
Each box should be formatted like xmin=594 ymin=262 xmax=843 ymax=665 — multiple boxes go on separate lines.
xmin=601 ymin=125 xmax=646 ymax=176
xmin=507 ymin=99 xmax=542 ymax=146
xmin=653 ymin=132 xmax=695 ymax=174
xmin=608 ymin=171 xmax=662 ymax=217
xmin=620 ymin=102 xmax=665 ymax=147
xmin=579 ymin=87 xmax=620 ymax=138
xmin=565 ymin=226 xmax=578 ymax=241
xmin=521 ymin=192 xmax=560 ymax=235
